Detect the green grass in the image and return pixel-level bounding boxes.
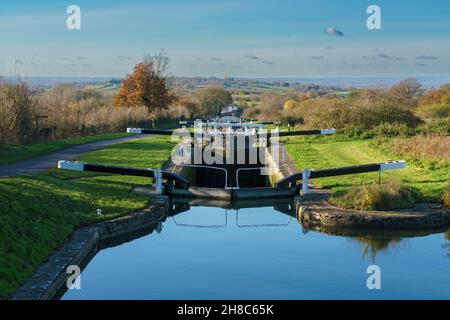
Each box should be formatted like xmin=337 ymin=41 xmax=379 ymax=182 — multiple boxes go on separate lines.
xmin=0 ymin=136 xmax=175 ymax=299
xmin=0 ymin=133 xmax=132 ymax=166
xmin=284 ymin=136 xmax=450 ymax=205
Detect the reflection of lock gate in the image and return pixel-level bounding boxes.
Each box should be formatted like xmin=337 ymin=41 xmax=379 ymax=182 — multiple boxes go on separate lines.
xmin=172 ymin=210 xmax=293 ymax=228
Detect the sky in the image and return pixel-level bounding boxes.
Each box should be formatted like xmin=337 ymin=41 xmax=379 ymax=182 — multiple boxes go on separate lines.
xmin=0 ymin=0 xmax=449 ymax=78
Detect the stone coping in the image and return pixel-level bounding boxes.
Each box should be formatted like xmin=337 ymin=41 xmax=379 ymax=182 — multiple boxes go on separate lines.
xmin=296 ymin=195 xmax=450 ymax=229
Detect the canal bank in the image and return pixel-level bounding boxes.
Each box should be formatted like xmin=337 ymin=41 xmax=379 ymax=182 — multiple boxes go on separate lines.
xmin=11 ymin=195 xmax=169 ymax=300
xmin=60 ymin=200 xmax=450 ymax=300
xmin=10 ymin=128 xmax=449 ymax=299
xmin=295 ymin=192 xmax=450 ymax=229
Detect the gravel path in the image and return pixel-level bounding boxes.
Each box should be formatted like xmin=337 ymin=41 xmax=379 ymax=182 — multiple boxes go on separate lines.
xmin=0 ymin=134 xmax=153 ymax=178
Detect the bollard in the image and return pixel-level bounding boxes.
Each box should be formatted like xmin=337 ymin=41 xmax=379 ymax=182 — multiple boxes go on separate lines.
xmin=154 ymin=169 xmax=163 ymax=194
xmin=302 ymin=169 xmax=311 ymax=194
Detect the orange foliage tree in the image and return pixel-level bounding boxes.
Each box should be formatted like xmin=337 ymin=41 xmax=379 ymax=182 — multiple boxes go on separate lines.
xmin=113 ymin=50 xmax=176 ymax=112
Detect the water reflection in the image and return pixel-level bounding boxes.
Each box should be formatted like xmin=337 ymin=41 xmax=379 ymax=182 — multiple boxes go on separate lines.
xmin=170 ymin=198 xmax=448 ymax=263
xmin=445 ymin=229 xmax=450 ymax=258
xmin=61 ymin=198 xmax=450 ymax=299
xmin=295 ymin=218 xmax=447 ymax=263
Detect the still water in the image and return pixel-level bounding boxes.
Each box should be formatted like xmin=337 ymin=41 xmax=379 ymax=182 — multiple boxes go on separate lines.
xmin=63 ymin=200 xmax=450 ymax=300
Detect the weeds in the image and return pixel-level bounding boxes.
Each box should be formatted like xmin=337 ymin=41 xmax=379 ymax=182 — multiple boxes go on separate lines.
xmin=334 ymin=180 xmax=415 ymax=211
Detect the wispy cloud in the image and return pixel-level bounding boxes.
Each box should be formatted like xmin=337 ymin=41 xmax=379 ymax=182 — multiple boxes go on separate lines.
xmin=244 ymin=54 xmax=259 ymax=60
xmin=324 ymin=27 xmax=344 ymax=36
xmin=261 ymin=59 xmax=275 ymax=65
xmin=375 ymin=53 xmax=403 ymax=61
xmin=211 ymin=56 xmax=222 ymax=61
xmin=416 ymin=55 xmax=438 ymax=60
xmin=311 ymin=56 xmax=325 ymax=60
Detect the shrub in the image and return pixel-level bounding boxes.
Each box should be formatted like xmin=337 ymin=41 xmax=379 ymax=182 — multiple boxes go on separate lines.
xmin=415 ymin=103 xmax=450 ymax=119
xmin=337 ymin=180 xmax=415 ymax=211
xmin=420 ymin=83 xmax=450 ymax=106
xmin=243 ymin=105 xmax=263 ymax=119
xmin=370 ymin=122 xmax=414 ymax=138
xmin=416 ymin=118 xmax=450 ymax=135
xmin=0 ymin=81 xmax=34 ymax=144
xmin=298 ymin=95 xmax=421 ymax=132
xmin=32 ymin=84 xmax=152 ymax=141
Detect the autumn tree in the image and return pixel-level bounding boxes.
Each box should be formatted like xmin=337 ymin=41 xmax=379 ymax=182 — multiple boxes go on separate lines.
xmin=420 ymin=83 xmax=450 ymax=106
xmin=113 ymin=50 xmax=176 ymax=112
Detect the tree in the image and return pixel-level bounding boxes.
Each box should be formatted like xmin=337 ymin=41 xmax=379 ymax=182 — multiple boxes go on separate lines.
xmin=420 ymin=83 xmax=450 ymax=106
xmin=389 ymin=78 xmax=423 ymax=108
xmin=195 ymin=87 xmax=232 ymax=116
xmin=113 ymin=50 xmax=176 ymax=112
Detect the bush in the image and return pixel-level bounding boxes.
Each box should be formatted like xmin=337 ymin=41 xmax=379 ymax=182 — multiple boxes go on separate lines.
xmin=416 ymin=118 xmax=450 ymax=135
xmin=0 ymin=81 xmax=33 ymax=144
xmin=337 ymin=180 xmax=415 ymax=211
xmin=298 ymin=95 xmax=421 ymax=132
xmin=415 ymin=103 xmax=450 ymax=119
xmin=340 ymin=125 xmax=372 ymax=138
xmin=370 ymin=123 xmax=414 ymax=138
xmin=33 ymin=85 xmax=152 ymax=140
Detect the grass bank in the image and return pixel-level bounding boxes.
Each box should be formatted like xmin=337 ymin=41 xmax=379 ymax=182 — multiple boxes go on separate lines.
xmin=0 ymin=133 xmax=132 ymax=166
xmin=284 ymin=136 xmax=450 ymax=207
xmin=0 ymin=136 xmax=175 ymax=299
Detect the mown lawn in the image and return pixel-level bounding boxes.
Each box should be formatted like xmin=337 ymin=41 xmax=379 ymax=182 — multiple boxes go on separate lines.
xmin=0 ymin=133 xmax=132 ymax=166
xmin=0 ymin=136 xmax=175 ymax=299
xmin=284 ymin=136 xmax=450 ymax=203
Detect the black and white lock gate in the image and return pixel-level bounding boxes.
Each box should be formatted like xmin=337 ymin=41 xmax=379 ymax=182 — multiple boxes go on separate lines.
xmin=58 ymin=161 xmax=189 ymax=193
xmin=277 ymin=160 xmax=406 ymax=193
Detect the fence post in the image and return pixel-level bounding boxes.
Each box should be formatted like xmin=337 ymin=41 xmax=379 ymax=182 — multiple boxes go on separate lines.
xmin=302 ymin=169 xmax=310 ymax=194
xmin=154 ymin=169 xmax=163 ymax=194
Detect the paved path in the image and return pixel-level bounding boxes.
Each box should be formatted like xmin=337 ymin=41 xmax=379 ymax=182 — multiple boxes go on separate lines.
xmin=0 ymin=134 xmax=153 ymax=178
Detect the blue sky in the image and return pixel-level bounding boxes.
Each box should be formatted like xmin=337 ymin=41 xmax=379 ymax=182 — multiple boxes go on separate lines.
xmin=0 ymin=0 xmax=449 ymax=77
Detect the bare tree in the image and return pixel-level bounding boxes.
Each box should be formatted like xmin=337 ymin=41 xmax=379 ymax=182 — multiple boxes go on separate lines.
xmin=389 ymin=78 xmax=423 ymax=108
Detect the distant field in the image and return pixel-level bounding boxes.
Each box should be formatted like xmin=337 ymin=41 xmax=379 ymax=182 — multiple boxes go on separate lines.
xmin=82 ymin=83 xmax=119 ymax=92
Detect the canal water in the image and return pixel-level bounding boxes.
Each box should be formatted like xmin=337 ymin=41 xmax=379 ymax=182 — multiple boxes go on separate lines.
xmin=62 ymin=200 xmax=450 ymax=300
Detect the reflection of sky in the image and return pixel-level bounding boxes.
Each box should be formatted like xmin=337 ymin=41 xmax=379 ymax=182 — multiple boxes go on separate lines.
xmin=1 ymin=0 xmax=449 ymax=77
xmin=63 ymin=205 xmax=450 ymax=299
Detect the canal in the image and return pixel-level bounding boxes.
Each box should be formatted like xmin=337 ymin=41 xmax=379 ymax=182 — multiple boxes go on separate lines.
xmin=62 ymin=200 xmax=450 ymax=300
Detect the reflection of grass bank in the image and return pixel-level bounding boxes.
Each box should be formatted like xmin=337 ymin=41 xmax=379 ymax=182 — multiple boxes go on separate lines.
xmin=0 ymin=136 xmax=175 ymax=299
xmin=284 ymin=136 xmax=450 ymax=209
xmin=0 ymin=133 xmax=131 ymax=166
